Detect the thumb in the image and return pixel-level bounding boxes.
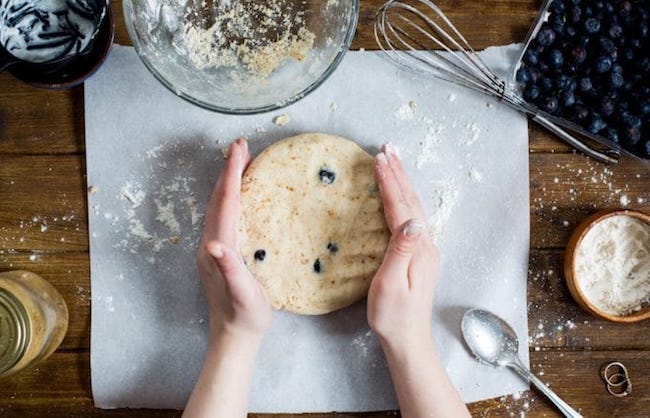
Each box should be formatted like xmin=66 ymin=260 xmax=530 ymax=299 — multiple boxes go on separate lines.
xmin=206 ymin=241 xmax=252 ymax=300
xmin=379 ymin=219 xmax=424 ymax=278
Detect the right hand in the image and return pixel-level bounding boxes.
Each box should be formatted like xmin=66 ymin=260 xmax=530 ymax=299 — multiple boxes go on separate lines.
xmin=367 ymin=144 xmax=440 ymax=350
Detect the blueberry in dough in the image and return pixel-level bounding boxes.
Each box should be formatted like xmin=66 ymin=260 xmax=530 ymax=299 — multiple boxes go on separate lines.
xmin=254 ymin=249 xmax=266 ymax=261
xmin=327 ymin=242 xmax=339 ymax=253
xmin=313 ymin=258 xmax=322 ymax=273
xmin=318 ymin=167 xmax=336 ymax=184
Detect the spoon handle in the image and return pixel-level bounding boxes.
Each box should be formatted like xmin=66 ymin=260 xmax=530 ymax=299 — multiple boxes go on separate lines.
xmin=509 ymin=360 xmax=583 ymax=418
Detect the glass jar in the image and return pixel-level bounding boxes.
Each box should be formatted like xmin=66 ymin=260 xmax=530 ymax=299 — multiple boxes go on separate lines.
xmin=0 ymin=270 xmax=69 ymax=378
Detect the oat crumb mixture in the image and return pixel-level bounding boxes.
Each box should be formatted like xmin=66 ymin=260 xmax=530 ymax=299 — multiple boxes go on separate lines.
xmin=182 ymin=0 xmax=315 ymax=77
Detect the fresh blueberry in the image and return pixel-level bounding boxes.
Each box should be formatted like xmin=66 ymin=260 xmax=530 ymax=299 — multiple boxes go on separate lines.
xmin=573 ymin=104 xmax=590 ymax=120
xmin=528 ymin=67 xmax=540 ymax=83
xmin=254 ymin=249 xmax=266 ymax=262
xmin=597 ymin=37 xmax=616 ymax=55
xmin=539 ymin=76 xmax=554 ymax=91
xmin=605 ymin=127 xmax=620 ymax=143
xmin=523 ymin=84 xmax=540 ymax=101
xmin=538 ymin=61 xmax=551 ymax=73
xmin=326 ymin=242 xmax=338 ymax=253
xmin=618 ymin=0 xmax=632 ymax=17
xmin=609 ymin=71 xmax=624 ymax=88
xmin=570 ymin=46 xmax=587 ymax=64
xmin=537 ymin=27 xmax=556 ymax=46
xmin=627 ymin=38 xmax=641 ymax=49
xmin=546 ymin=49 xmax=564 ymax=70
xmin=623 ymin=115 xmax=642 ymax=129
xmin=603 ymin=1 xmax=614 ymax=14
xmin=516 ymin=67 xmax=531 ymax=84
xmin=523 ymin=49 xmax=539 ymax=66
xmin=540 ymin=96 xmax=560 ymax=114
xmin=595 ymin=56 xmax=612 ymax=73
xmin=641 ymin=57 xmax=650 ymax=73
xmin=555 ymin=74 xmax=575 ymax=91
xmin=565 ymin=26 xmax=577 ymax=37
xmin=313 ymin=258 xmax=322 ymax=273
xmin=599 ymin=97 xmax=615 ymax=116
xmin=622 ymin=127 xmax=641 ymax=145
xmin=561 ymin=91 xmax=576 ymax=107
xmin=578 ymin=77 xmax=593 ymax=92
xmin=638 ymin=22 xmax=648 ymax=40
xmin=550 ymin=0 xmax=566 ymax=15
xmin=640 ymin=101 xmax=650 ymax=115
xmin=584 ymin=17 xmax=601 ymax=33
xmin=587 ymin=115 xmax=607 ymax=133
xmin=318 ymin=167 xmax=336 ymax=184
xmin=577 ymin=35 xmax=591 ymax=47
xmin=608 ymin=23 xmax=624 ymax=39
xmin=568 ymin=6 xmax=581 ymax=23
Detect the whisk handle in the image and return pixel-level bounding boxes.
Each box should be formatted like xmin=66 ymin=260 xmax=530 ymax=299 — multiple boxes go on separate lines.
xmin=531 ymin=114 xmax=619 ymax=165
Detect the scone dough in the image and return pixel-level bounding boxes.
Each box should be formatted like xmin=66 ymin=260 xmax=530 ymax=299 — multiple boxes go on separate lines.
xmin=239 ymin=133 xmax=390 ymax=315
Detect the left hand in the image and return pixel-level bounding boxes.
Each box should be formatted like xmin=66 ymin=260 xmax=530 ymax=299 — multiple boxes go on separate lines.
xmin=196 ymin=138 xmax=272 ymax=341
xmin=367 ymin=144 xmax=440 ymax=350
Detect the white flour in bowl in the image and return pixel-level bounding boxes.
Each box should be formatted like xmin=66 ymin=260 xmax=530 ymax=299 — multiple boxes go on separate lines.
xmin=575 ymin=215 xmax=650 ymax=316
xmin=144 ymin=0 xmax=315 ymax=77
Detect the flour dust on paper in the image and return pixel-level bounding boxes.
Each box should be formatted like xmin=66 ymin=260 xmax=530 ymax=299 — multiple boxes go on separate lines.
xmin=389 ymin=98 xmax=486 ymax=243
xmin=90 ymin=141 xmax=211 ymax=264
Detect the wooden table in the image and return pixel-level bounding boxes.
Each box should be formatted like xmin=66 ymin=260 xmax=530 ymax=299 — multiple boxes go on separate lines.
xmin=1 ymin=1 xmax=648 ymax=416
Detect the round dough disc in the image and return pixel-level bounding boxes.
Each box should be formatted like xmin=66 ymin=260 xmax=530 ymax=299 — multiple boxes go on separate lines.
xmin=239 ymin=133 xmax=390 ymax=315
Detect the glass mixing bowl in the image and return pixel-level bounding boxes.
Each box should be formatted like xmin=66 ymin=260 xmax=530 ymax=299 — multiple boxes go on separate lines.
xmin=123 ymin=0 xmax=359 ymax=114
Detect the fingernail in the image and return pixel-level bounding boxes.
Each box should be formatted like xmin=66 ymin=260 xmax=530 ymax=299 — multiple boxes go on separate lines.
xmin=376 ymin=152 xmax=388 ymax=165
xmin=402 ymin=219 xmax=424 ymax=237
xmin=384 ymin=143 xmax=398 ymax=158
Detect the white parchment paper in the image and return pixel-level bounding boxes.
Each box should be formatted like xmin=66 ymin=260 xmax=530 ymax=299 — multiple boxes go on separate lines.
xmin=86 ymin=44 xmax=530 ymax=412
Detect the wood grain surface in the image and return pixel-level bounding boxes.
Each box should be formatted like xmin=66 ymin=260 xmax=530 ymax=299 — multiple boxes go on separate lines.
xmin=1 ymin=0 xmax=649 ymax=417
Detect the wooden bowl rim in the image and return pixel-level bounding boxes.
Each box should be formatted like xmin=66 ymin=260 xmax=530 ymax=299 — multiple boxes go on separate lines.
xmin=564 ymin=209 xmax=650 ymax=323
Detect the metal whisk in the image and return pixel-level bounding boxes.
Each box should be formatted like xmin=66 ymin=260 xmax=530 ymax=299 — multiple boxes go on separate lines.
xmin=374 ymin=0 xmax=619 ymax=164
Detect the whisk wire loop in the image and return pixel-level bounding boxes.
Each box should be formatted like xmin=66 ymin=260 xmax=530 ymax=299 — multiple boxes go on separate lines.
xmin=376 ymin=0 xmax=511 ymax=103
xmin=374 ymin=0 xmax=619 ymax=164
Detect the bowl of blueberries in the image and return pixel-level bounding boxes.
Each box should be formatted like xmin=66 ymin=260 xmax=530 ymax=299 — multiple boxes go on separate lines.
xmin=513 ymin=0 xmax=649 ymax=160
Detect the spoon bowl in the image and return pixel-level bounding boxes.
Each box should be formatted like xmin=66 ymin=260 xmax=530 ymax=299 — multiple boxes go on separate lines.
xmin=461 ymin=308 xmax=583 ymax=418
xmin=461 ymin=308 xmax=520 ymax=367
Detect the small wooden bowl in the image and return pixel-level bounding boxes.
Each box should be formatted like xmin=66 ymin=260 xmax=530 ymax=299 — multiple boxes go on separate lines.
xmin=564 ymin=209 xmax=650 ymax=323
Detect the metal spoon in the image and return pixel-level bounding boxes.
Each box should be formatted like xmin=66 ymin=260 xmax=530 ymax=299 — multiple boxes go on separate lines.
xmin=461 ymin=308 xmax=583 ymax=418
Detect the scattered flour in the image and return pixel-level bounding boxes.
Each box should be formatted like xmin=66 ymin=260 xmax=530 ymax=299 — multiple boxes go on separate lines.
xmin=394 ymin=102 xmax=416 ymax=121
xmin=619 ymin=194 xmax=630 ymax=206
xmin=351 ymin=330 xmax=374 ymax=357
xmin=273 ymin=114 xmax=291 ymax=126
xmin=463 ymin=121 xmax=481 ymax=145
xmin=427 ymin=181 xmax=459 ymax=240
xmin=121 ymin=181 xmax=146 ymax=208
xmin=106 ymin=142 xmax=206 ymax=255
xmin=469 ymin=168 xmax=483 ymax=183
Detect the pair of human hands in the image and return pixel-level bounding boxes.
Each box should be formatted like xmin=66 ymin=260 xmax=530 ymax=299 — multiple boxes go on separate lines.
xmin=197 ymin=138 xmax=440 ymax=350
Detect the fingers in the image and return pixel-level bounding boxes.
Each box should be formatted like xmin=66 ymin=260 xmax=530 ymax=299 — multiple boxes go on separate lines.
xmin=382 ymin=144 xmax=427 ymax=220
xmin=375 ymin=152 xmax=409 ymax=232
xmin=377 ymin=219 xmax=424 ymax=288
xmin=204 ymin=138 xmax=250 ymax=245
xmin=375 ymin=145 xmax=427 ymax=232
xmin=206 ymin=240 xmax=252 ymax=304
